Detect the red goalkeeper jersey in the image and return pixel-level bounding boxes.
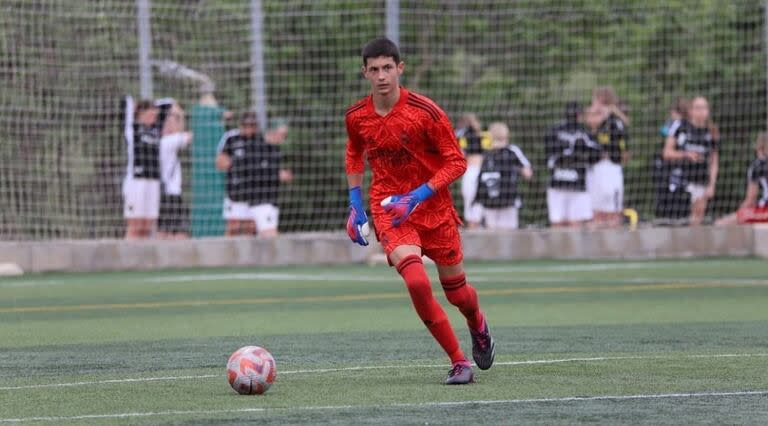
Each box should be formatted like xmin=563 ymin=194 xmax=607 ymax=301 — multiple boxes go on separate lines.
xmin=345 ymin=87 xmax=466 ymax=229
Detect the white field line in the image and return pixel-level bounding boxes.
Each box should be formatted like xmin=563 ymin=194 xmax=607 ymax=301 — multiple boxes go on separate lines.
xmin=147 ymin=274 xmax=768 ymax=285
xmin=2 ymin=353 xmax=767 ymax=392
xmin=1 ymin=260 xmax=761 ymax=288
xmin=146 ymin=262 xmax=691 ymax=282
xmin=0 ymin=261 xmax=702 ymax=287
xmin=464 ymin=262 xmax=729 ymax=273
xmin=2 ymin=390 xmax=768 ymax=423
xmin=147 ymin=273 xmax=395 ymax=283
xmin=146 ymin=262 xmax=674 ymax=282
xmin=0 ymin=274 xmax=487 ymax=287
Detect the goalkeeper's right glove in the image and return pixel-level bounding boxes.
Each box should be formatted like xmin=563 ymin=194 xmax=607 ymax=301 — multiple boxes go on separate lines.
xmin=346 ymin=186 xmax=370 ymax=246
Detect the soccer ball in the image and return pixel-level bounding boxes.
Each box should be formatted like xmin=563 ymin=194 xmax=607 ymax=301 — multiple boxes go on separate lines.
xmin=227 ymin=346 xmax=276 ymax=395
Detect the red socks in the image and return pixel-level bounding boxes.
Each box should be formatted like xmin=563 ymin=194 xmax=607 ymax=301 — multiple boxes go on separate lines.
xmin=440 ymin=273 xmax=484 ymax=332
xmin=396 ymin=255 xmax=465 ymax=364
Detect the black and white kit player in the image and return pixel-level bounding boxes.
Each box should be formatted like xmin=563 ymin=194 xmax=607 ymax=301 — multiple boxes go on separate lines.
xmin=546 ymin=103 xmax=601 ymax=225
xmin=123 ymin=96 xmax=173 ymax=221
xmin=217 ymin=120 xmax=282 ymax=233
xmin=473 ymin=123 xmax=532 ymax=229
xmin=665 ymin=119 xmax=718 ymax=204
xmin=588 ymin=111 xmax=628 ymax=214
xmin=748 ymin=157 xmax=768 ymax=208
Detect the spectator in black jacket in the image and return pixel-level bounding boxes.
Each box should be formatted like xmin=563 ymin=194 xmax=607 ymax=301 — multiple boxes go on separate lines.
xmin=546 ymin=102 xmax=601 ymax=228
xmin=473 ymin=122 xmax=532 ymax=230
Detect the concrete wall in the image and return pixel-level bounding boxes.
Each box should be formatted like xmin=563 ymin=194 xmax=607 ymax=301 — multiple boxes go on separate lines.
xmin=0 ymin=225 xmax=762 ymax=274
xmin=754 ymin=224 xmax=768 ymax=259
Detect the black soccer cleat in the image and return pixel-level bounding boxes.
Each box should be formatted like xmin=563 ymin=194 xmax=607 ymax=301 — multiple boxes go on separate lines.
xmin=444 ymin=362 xmax=474 ymax=385
xmin=470 ymin=319 xmax=496 ymax=370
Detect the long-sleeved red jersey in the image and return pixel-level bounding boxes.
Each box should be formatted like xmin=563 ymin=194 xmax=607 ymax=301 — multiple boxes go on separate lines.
xmin=345 ymin=87 xmax=466 ymax=229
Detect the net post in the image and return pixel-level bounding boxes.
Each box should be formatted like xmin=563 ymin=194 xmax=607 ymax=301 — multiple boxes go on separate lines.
xmin=765 ymin=0 xmax=768 ymax=129
xmin=386 ymin=0 xmax=399 ymax=46
xmin=250 ymin=0 xmax=268 ymax=129
xmin=136 ymin=0 xmax=153 ymax=99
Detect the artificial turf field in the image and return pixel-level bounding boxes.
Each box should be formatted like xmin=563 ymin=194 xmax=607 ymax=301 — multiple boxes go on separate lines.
xmin=1 ymin=258 xmax=768 ymax=424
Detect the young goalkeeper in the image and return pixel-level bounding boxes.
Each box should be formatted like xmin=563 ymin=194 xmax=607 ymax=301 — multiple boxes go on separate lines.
xmin=344 ymin=37 xmax=495 ymax=385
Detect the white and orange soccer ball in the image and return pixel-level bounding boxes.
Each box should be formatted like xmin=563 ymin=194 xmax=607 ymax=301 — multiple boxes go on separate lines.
xmin=227 ymin=346 xmax=276 ymax=395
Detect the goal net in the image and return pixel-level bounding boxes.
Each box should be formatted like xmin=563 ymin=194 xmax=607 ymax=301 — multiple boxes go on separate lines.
xmin=1 ymin=0 xmax=765 ymax=239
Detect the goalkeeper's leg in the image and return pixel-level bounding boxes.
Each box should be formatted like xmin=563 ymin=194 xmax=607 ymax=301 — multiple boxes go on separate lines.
xmin=424 ymin=223 xmax=495 ymax=370
xmin=436 ymin=262 xmax=484 ymax=332
xmin=392 ymin=246 xmax=467 ymax=366
xmin=438 ymin=263 xmax=496 ymax=370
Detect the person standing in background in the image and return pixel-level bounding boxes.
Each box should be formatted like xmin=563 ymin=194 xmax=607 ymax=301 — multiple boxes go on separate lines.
xmin=546 ymin=102 xmax=600 ymax=228
xmin=663 ymin=96 xmax=719 ymax=226
xmin=654 ymin=98 xmax=690 ymax=223
xmin=588 ymin=86 xmax=630 ymax=228
xmin=122 ymin=96 xmax=173 ymax=239
xmin=216 ymin=112 xmax=263 ymax=236
xmin=158 ymin=102 xmax=193 ymax=239
xmin=473 ymin=122 xmax=533 ymax=230
xmin=716 ymin=132 xmax=768 ymax=225
xmin=249 ymin=118 xmax=293 ymax=238
xmin=456 ymin=113 xmax=485 ymax=229
xmin=264 ymin=118 xmax=295 ymax=188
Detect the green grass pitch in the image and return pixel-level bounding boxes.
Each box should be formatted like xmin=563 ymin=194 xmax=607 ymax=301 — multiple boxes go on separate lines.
xmin=1 ymin=258 xmax=768 ymax=424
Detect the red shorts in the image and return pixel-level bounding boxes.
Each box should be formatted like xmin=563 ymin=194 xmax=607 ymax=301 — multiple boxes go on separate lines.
xmin=737 ymin=206 xmax=768 ymax=224
xmin=375 ymin=219 xmax=464 ymax=266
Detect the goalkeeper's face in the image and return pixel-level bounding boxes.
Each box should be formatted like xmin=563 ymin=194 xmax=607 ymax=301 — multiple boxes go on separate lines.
xmin=362 ymin=56 xmax=404 ymax=97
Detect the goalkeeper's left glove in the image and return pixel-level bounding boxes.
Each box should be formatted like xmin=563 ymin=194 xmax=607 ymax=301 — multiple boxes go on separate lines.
xmin=381 ymin=183 xmax=435 ymax=227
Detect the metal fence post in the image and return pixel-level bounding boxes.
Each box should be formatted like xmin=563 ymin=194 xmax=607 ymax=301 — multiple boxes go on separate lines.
xmin=137 ymin=0 xmax=153 ymax=98
xmin=251 ymin=0 xmax=268 ymax=129
xmin=386 ymin=0 xmax=399 ymax=46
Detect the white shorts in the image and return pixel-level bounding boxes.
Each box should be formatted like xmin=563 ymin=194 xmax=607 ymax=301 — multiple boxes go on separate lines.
xmin=251 ymin=203 xmax=279 ymax=231
xmin=547 ymin=188 xmax=593 ymax=224
xmin=587 ymin=159 xmax=624 ymax=213
xmin=686 ymin=183 xmax=707 ymax=203
xmin=465 ymin=203 xmax=484 ymax=224
xmin=462 ymin=164 xmax=483 ymax=222
xmin=123 ymin=177 xmax=160 ymax=219
xmin=223 ymin=197 xmax=251 ymax=220
xmin=483 ymin=206 xmax=519 ymax=230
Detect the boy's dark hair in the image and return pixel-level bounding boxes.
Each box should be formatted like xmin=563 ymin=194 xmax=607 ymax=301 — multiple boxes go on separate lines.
xmin=239 ymin=111 xmax=259 ymax=127
xmin=134 ymin=99 xmax=156 ymax=116
xmin=362 ymin=37 xmax=401 ymax=66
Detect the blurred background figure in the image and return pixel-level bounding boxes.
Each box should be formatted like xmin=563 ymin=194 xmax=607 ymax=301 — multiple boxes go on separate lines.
xmin=654 ymin=98 xmax=690 ymax=224
xmin=216 ymin=112 xmax=263 ymax=236
xmin=252 ymin=118 xmax=294 ymax=238
xmin=588 ymin=86 xmax=630 ymax=228
xmin=265 ymin=118 xmax=294 ymax=193
xmin=122 ymin=97 xmax=173 ymax=240
xmin=473 ymin=122 xmax=532 ymax=230
xmin=546 ymin=102 xmax=600 ymax=228
xmin=158 ymin=102 xmax=193 ymax=239
xmin=716 ymin=132 xmax=768 ymax=225
xmin=663 ymin=96 xmax=719 ymax=226
xmin=456 ymin=113 xmax=485 ymax=229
